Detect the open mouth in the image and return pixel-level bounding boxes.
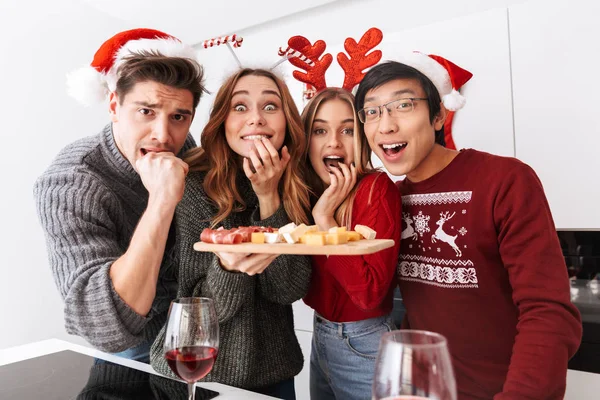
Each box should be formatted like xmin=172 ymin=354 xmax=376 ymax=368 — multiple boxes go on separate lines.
xmin=380 ymin=142 xmax=407 ymax=156
xmin=242 ymin=134 xmax=272 ymax=141
xmin=323 ymin=155 xmax=344 ymax=170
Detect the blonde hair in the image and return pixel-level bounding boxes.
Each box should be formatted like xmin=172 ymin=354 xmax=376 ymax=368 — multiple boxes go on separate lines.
xmin=184 ymin=68 xmax=310 ymax=228
xmin=301 ymin=88 xmax=375 ymax=229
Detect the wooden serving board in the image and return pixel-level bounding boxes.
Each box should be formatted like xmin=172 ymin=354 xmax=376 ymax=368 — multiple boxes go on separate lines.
xmin=193 ymin=239 xmax=395 ymax=256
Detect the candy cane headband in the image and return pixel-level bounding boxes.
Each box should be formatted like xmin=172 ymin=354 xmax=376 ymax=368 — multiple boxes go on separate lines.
xmin=278 ymin=27 xmax=383 ymax=94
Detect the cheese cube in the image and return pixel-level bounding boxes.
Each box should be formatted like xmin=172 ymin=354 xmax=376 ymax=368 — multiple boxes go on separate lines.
xmin=355 ymin=224 xmax=377 ymax=240
xmin=305 ymin=225 xmax=319 ymax=233
xmin=304 ymin=233 xmax=326 ymax=246
xmin=282 ymin=223 xmax=310 ymax=244
xmin=347 ymin=231 xmax=361 ymax=241
xmin=264 ymin=232 xmax=282 ymax=244
xmin=279 ymin=222 xmax=297 ymax=234
xmin=328 ymin=226 xmax=347 ymax=234
xmin=325 ymin=232 xmax=348 ymax=245
xmin=251 ymin=232 xmax=265 ymax=244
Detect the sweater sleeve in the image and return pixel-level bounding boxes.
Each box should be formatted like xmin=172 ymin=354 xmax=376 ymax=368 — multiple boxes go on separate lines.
xmin=319 ymin=173 xmax=402 ymax=311
xmin=33 ymin=171 xmax=148 ymax=353
xmin=250 ymin=205 xmax=312 ymax=304
xmin=493 ymin=163 xmax=582 ymax=400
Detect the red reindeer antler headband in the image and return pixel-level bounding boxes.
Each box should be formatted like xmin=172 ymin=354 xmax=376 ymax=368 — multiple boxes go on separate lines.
xmin=279 ymin=27 xmax=383 ymax=95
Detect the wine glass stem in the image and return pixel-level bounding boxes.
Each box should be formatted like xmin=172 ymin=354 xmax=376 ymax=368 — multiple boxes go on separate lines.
xmin=188 ymin=382 xmax=195 ymax=400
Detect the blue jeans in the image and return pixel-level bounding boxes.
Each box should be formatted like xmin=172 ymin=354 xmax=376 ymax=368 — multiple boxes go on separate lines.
xmin=310 ymin=313 xmax=395 ymax=400
xmin=94 ymin=341 xmax=150 ymax=364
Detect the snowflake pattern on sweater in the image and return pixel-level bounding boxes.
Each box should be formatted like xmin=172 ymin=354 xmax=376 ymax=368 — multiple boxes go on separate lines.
xmin=399 ymin=191 xmax=478 ymax=289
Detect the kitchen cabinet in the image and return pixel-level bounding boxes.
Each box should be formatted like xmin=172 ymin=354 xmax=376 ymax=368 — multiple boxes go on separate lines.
xmin=509 ymin=0 xmax=600 ymax=229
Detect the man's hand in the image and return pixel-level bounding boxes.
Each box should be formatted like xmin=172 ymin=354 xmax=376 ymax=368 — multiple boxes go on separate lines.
xmin=136 ymin=151 xmax=189 ymax=208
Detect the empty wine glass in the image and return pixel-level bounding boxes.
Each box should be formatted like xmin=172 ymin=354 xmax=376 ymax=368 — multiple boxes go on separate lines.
xmin=372 ymin=330 xmax=456 ymax=400
xmin=164 ymin=297 xmax=219 ymax=400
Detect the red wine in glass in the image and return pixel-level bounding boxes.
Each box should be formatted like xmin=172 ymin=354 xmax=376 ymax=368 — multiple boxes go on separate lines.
xmin=164 ymin=298 xmax=219 ymax=400
xmin=165 ymin=346 xmax=218 ymax=382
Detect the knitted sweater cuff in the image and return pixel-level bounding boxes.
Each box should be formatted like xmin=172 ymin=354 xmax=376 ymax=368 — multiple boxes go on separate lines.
xmin=108 ymin=266 xmax=149 ymax=336
xmin=206 ymin=257 xmax=254 ymax=293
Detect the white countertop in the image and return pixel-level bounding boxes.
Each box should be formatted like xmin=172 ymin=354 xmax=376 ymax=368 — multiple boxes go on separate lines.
xmin=1 ymin=338 xmax=600 ymax=399
xmin=0 ymin=338 xmax=275 ymax=399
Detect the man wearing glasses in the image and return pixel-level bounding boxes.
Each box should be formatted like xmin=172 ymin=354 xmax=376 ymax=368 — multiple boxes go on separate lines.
xmin=355 ymin=53 xmax=582 ymax=399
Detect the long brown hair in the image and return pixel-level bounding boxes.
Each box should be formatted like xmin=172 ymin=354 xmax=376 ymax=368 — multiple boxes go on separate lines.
xmin=185 ymin=68 xmax=310 ymax=227
xmin=301 ymin=87 xmax=375 ymax=229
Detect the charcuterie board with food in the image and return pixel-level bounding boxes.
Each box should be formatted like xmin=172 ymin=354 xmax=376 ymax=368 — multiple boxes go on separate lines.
xmin=193 ymin=223 xmax=394 ymax=255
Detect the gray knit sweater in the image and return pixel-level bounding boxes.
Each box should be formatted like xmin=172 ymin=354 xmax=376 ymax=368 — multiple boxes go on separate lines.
xmin=33 ymin=124 xmax=196 ymax=353
xmin=150 ymin=170 xmax=311 ymax=389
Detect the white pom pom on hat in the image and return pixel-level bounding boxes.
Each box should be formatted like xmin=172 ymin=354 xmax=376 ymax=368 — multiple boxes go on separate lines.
xmin=395 ymin=51 xmax=473 ymax=111
xmin=66 ymin=28 xmax=198 ymax=106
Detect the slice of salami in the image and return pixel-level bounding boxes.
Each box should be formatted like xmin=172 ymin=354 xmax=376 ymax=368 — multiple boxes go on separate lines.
xmin=200 ymin=226 xmax=275 ymax=244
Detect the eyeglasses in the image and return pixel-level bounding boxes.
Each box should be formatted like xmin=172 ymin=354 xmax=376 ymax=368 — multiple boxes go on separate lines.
xmin=358 ymin=98 xmax=428 ymax=123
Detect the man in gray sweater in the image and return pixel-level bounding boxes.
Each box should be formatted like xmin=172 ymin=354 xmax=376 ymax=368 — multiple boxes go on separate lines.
xmin=33 ymin=28 xmax=205 ymax=362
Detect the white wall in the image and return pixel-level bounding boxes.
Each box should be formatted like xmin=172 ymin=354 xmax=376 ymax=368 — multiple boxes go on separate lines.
xmin=0 ymin=0 xmax=127 ymax=349
xmin=509 ymin=0 xmax=600 ymax=229
xmin=192 ymin=0 xmax=528 ymax=135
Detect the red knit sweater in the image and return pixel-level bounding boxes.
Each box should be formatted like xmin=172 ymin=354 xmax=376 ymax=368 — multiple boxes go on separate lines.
xmin=304 ymin=172 xmax=402 ymax=322
xmin=397 ymin=149 xmax=582 ymax=400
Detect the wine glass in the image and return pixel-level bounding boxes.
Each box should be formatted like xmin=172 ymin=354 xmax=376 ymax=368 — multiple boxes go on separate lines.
xmin=164 ymin=297 xmax=219 ymax=400
xmin=372 ymin=330 xmax=456 ymax=400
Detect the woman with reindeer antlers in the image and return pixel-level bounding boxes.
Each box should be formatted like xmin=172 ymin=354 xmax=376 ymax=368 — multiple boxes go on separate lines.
xmin=285 ymin=28 xmax=403 ymax=400
xmin=150 ymin=67 xmax=311 ymax=399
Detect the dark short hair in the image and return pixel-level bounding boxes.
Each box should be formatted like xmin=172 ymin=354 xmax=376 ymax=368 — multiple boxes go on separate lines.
xmin=115 ymin=52 xmax=206 ymax=110
xmin=355 ymin=61 xmax=445 ymax=145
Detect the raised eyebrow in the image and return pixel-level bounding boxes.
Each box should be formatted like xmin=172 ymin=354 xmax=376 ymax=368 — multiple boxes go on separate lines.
xmin=232 ymin=90 xmax=281 ymax=99
xmin=263 ymin=89 xmax=281 ymax=98
xmin=341 ymin=118 xmax=354 ymax=124
xmin=134 ymin=101 xmax=158 ymax=108
xmin=176 ymin=109 xmax=193 ymax=115
xmin=364 ymin=89 xmax=418 ymax=104
xmin=133 ymin=102 xmax=192 ymax=115
xmin=391 ymin=89 xmax=417 ymax=97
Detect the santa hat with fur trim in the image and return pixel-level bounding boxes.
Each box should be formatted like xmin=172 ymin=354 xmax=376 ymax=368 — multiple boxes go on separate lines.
xmin=396 ymin=51 xmax=472 ymax=111
xmin=67 ymin=28 xmax=198 ymax=106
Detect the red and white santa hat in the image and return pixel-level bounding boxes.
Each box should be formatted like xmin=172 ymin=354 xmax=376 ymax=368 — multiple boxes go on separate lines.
xmin=395 ymin=51 xmax=473 ymax=111
xmin=67 ymin=28 xmax=199 ymax=106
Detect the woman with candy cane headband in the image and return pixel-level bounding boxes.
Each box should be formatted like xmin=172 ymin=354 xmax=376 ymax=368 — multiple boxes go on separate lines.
xmin=150 ymin=67 xmax=311 ymax=399
xmin=284 ymin=28 xmax=402 ymax=400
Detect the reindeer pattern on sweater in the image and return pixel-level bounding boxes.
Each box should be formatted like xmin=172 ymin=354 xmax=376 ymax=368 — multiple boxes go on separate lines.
xmin=399 ymin=191 xmax=478 ymax=289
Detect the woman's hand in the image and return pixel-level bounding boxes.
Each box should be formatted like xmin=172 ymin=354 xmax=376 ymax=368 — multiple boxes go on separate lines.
xmin=215 ymin=251 xmax=278 ymax=276
xmin=312 ymin=162 xmax=357 ymax=231
xmin=243 ymin=137 xmax=290 ymax=218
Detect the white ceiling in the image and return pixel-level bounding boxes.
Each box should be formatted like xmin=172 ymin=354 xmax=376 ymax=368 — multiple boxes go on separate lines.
xmin=81 ymin=0 xmax=341 ymax=45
